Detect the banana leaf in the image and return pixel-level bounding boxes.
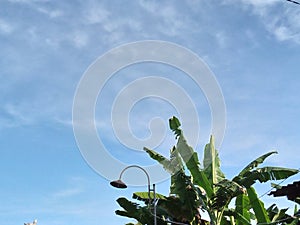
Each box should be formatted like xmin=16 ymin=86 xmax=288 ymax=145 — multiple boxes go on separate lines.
xmin=203 ymin=135 xmax=225 ymax=188
xmin=223 ymin=208 xmax=251 ymax=225
xmin=176 ymin=133 xmax=214 ymax=198
xmin=247 ymin=187 xmax=270 ymax=224
xmin=237 ymin=167 xmax=299 ymax=188
xmin=235 ymin=193 xmax=251 ymax=225
xmin=237 ymin=151 xmax=278 ymax=177
xmin=144 ymin=146 xmax=184 ymax=175
xmin=212 ymin=179 xmax=245 ymax=209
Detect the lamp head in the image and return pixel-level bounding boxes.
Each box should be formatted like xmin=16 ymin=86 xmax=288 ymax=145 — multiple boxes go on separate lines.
xmin=110 ymin=179 xmax=127 ymax=189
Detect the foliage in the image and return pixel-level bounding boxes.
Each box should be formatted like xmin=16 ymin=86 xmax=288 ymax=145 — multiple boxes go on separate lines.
xmin=114 ymin=116 xmax=299 ymax=225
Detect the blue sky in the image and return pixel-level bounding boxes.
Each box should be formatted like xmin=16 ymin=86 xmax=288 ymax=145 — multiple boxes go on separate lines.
xmin=1 ymin=0 xmax=300 ymax=224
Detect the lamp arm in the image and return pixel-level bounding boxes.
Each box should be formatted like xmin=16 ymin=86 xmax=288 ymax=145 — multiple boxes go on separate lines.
xmin=118 ymin=165 xmax=151 ymax=187
xmin=119 ymin=165 xmax=152 ymax=200
xmin=115 ymin=165 xmax=156 ymax=225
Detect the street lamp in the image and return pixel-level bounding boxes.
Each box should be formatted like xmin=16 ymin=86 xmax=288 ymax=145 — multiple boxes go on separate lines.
xmin=110 ymin=165 xmax=157 ymax=225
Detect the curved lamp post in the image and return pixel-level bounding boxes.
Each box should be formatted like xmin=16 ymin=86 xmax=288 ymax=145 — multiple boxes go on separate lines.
xmin=110 ymin=165 xmax=157 ymax=225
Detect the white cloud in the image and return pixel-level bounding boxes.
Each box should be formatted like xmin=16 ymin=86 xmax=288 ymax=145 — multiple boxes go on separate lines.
xmin=138 ymin=1 xmax=186 ymax=37
xmin=159 ymin=6 xmax=185 ymax=36
xmin=72 ymin=31 xmax=89 ymax=48
xmin=52 ymin=187 xmax=83 ymax=199
xmin=223 ymin=0 xmax=300 ymax=44
xmin=269 ymin=8 xmax=300 ymax=43
xmin=36 ymin=7 xmax=63 ymax=18
xmin=1 ymin=104 xmax=33 ymax=127
xmin=223 ymin=0 xmax=281 ymax=7
xmin=7 ymin=0 xmax=63 ymax=20
xmin=7 ymin=0 xmax=34 ymax=3
xmin=0 ymin=19 xmax=14 ymax=34
xmin=84 ymin=2 xmax=110 ymax=24
xmin=215 ymin=31 xmax=229 ymax=48
xmin=241 ymin=0 xmax=280 ymax=6
xmin=48 ymin=177 xmax=86 ymax=200
xmin=273 ymin=25 xmax=292 ymax=41
xmin=138 ymin=0 xmax=157 ymax=13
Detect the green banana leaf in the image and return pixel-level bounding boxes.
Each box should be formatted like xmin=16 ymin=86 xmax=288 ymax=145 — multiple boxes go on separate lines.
xmin=237 ymin=151 xmax=278 ymax=177
xmin=223 ymin=208 xmax=251 ymax=225
xmin=144 ymin=146 xmax=185 ymax=174
xmin=212 ymin=179 xmax=245 ymax=209
xmin=266 ymin=203 xmax=293 ymax=224
xmin=169 ymin=116 xmax=182 ymax=138
xmin=133 ymin=192 xmax=167 ymax=203
xmin=235 ymin=193 xmax=251 ymax=225
xmin=203 ymin=135 xmax=225 ymax=188
xmin=237 ymin=166 xmax=299 ymax=188
xmin=116 ymin=197 xmax=168 ymax=225
xmin=176 ymin=133 xmax=214 ymax=198
xmin=247 ymin=187 xmax=270 ymax=224
xmin=115 ymin=197 xmax=153 ymax=224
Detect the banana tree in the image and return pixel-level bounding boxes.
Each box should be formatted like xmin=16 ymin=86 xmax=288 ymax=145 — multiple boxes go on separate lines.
xmin=115 ymin=142 xmax=210 ymax=224
xmin=114 ymin=117 xmax=299 ymax=225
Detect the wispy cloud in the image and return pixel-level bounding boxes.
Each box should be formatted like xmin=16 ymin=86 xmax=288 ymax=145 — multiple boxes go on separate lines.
xmin=138 ymin=1 xmax=189 ymax=37
xmin=222 ymin=0 xmax=281 ymax=7
xmin=45 ymin=176 xmax=88 ymax=206
xmin=0 ymin=18 xmax=14 ymax=34
xmin=0 ymin=104 xmax=33 ymax=128
xmin=72 ymin=31 xmax=89 ymax=48
xmin=223 ymin=0 xmax=300 ymax=44
xmin=83 ymin=2 xmax=110 ymax=25
xmin=35 ymin=6 xmax=63 ymax=18
xmin=52 ymin=187 xmax=83 ymax=199
xmin=267 ymin=7 xmax=300 ymax=43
